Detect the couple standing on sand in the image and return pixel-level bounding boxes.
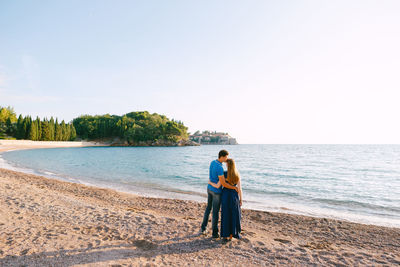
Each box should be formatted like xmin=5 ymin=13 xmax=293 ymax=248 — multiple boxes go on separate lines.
xmin=200 ymin=150 xmax=243 ymax=241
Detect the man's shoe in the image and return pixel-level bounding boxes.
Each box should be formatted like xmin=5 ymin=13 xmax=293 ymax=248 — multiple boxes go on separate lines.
xmin=212 ymin=233 xmax=220 ymax=238
xmin=200 ymin=229 xmax=208 ymax=235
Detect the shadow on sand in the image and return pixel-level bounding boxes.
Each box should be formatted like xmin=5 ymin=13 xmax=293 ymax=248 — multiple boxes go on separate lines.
xmin=0 ymin=234 xmax=223 ymax=266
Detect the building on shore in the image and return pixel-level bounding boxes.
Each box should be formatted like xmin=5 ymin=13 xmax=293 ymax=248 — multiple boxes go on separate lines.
xmin=189 ymin=131 xmax=238 ymax=145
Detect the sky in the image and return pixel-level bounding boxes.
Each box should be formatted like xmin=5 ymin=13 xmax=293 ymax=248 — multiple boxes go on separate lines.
xmin=1 ymin=1 xmax=400 ymax=144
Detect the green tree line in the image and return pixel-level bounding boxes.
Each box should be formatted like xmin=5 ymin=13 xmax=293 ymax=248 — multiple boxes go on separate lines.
xmin=73 ymin=111 xmax=188 ymax=144
xmin=0 ymin=106 xmax=76 ymax=141
xmin=14 ymin=115 xmax=77 ymax=141
xmin=0 ymin=107 xmax=188 ymax=144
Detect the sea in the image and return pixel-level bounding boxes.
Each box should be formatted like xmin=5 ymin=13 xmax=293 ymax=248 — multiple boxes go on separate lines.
xmin=1 ymin=144 xmax=399 ymax=228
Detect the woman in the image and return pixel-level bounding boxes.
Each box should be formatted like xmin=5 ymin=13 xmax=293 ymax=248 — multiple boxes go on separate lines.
xmin=209 ymin=158 xmax=242 ymax=240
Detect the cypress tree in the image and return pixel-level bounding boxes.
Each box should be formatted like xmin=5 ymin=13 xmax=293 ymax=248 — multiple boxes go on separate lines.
xmin=41 ymin=120 xmax=51 ymax=141
xmin=54 ymin=118 xmax=58 ymax=140
xmin=35 ymin=117 xmax=42 ymax=140
xmin=70 ymin=123 xmax=77 ymax=140
xmin=27 ymin=116 xmax=32 ymax=139
xmin=61 ymin=120 xmax=67 ymax=141
xmin=49 ymin=117 xmax=55 ymax=141
xmin=55 ymin=119 xmax=62 ymax=141
xmin=35 ymin=119 xmax=40 ymax=141
xmin=22 ymin=116 xmax=30 ymax=139
xmin=5 ymin=117 xmax=12 ymax=135
xmin=16 ymin=115 xmax=24 ymax=139
xmin=28 ymin=120 xmax=38 ymax=140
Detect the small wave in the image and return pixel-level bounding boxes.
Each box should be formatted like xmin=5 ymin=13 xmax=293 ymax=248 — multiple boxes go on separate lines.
xmin=0 ymin=154 xmax=18 ymax=170
xmin=247 ymin=188 xmax=301 ymax=198
xmin=353 ymin=168 xmax=395 ymax=174
xmin=310 ymin=197 xmax=400 ymax=214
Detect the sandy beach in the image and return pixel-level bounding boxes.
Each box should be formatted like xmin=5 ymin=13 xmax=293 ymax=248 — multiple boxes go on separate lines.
xmin=0 ymin=140 xmax=104 ymax=153
xmin=0 ymin=142 xmax=399 ymax=266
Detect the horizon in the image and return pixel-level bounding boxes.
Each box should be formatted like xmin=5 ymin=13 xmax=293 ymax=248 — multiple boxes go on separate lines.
xmin=1 ymin=1 xmax=400 ymax=144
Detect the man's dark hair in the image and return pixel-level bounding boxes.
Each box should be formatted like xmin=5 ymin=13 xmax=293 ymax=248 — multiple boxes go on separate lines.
xmin=218 ymin=150 xmax=229 ymax=158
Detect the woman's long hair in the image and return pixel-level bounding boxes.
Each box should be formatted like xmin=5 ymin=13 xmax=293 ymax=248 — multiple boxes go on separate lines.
xmin=226 ymin=158 xmax=240 ymax=185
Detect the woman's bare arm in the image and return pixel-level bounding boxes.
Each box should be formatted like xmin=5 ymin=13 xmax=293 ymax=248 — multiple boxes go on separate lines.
xmin=237 ymin=179 xmax=243 ymax=206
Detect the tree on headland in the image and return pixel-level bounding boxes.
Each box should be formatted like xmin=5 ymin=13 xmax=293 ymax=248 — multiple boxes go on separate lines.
xmin=73 ymin=111 xmax=188 ymax=145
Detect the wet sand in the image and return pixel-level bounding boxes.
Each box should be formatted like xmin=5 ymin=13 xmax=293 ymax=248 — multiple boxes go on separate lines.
xmin=0 ymin=167 xmax=399 ymax=266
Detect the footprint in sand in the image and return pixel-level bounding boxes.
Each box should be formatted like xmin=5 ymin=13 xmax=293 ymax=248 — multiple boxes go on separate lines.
xmin=242 ymin=230 xmax=256 ymax=237
xmin=274 ymin=238 xmax=292 ymax=244
xmin=297 ymin=255 xmax=312 ymax=263
xmin=240 ymin=238 xmax=251 ymax=243
xmin=256 ymin=241 xmax=265 ymax=246
xmin=295 ymin=247 xmax=307 ymax=253
xmin=131 ymin=239 xmax=157 ymax=250
xmin=126 ymin=207 xmax=144 ymax=212
xmin=165 ymin=217 xmax=176 ymax=223
xmin=183 ymin=216 xmax=196 ymax=220
xmin=301 ymin=241 xmax=331 ymax=250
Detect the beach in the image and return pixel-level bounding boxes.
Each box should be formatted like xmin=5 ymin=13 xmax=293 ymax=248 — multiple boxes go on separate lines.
xmin=0 ymin=142 xmax=399 ymax=266
xmin=0 ymin=170 xmax=399 ymax=265
xmin=0 ymin=140 xmax=104 ymax=153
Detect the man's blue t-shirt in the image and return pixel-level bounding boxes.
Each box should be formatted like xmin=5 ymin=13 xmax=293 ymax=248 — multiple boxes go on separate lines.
xmin=208 ymin=159 xmax=224 ymax=194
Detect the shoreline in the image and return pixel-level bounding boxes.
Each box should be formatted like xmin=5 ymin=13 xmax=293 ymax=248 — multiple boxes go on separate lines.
xmin=0 ymin=139 xmax=106 ymax=153
xmin=0 ymin=167 xmax=399 ymax=266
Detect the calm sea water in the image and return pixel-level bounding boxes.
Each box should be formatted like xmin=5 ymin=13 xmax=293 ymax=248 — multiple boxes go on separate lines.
xmin=1 ymin=145 xmax=399 ymax=228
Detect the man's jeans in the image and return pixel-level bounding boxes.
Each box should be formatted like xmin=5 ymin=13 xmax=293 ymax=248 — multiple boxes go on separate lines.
xmin=201 ymin=188 xmax=221 ymax=236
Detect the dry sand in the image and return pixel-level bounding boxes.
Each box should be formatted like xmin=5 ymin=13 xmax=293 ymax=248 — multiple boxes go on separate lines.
xmin=0 ymin=140 xmax=103 ymax=153
xmin=0 ymin=168 xmax=399 ymax=266
xmin=0 ymin=141 xmax=399 ymax=266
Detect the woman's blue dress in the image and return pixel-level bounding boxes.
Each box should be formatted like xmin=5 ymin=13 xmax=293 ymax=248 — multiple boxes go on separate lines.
xmin=221 ymin=171 xmax=241 ymax=238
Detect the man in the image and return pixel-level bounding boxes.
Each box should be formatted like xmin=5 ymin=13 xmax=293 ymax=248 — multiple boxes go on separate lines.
xmin=201 ymin=150 xmax=238 ymax=238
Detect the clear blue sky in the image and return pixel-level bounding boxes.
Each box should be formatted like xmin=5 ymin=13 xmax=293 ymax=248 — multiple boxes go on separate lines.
xmin=1 ymin=1 xmax=400 ymax=143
